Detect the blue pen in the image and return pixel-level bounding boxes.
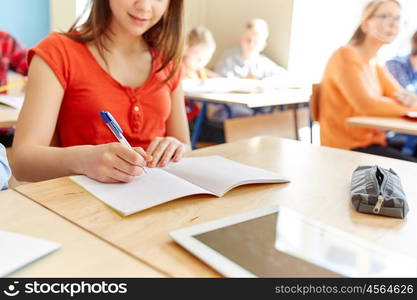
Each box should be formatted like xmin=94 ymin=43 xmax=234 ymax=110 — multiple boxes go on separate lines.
xmin=100 ymin=111 xmax=148 ymax=174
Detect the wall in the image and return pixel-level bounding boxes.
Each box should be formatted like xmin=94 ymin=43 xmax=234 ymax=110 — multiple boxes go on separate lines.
xmin=288 ymin=0 xmax=417 ymax=82
xmin=288 ymin=0 xmax=369 ymax=82
xmin=0 ymin=0 xmax=50 ymax=48
xmin=49 ymin=0 xmax=77 ymax=32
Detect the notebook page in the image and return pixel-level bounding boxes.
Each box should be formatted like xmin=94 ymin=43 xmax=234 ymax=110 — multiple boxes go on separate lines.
xmin=0 ymin=95 xmax=24 ymax=109
xmin=71 ymin=168 xmax=213 ymax=216
xmin=0 ymin=231 xmax=61 ymax=277
xmin=163 ymin=156 xmax=289 ymax=197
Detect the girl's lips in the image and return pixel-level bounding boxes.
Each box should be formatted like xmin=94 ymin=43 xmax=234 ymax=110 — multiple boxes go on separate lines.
xmin=128 ymin=13 xmax=149 ymax=25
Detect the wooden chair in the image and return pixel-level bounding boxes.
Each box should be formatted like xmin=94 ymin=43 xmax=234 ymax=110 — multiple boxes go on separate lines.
xmin=310 ymin=83 xmax=321 ymax=122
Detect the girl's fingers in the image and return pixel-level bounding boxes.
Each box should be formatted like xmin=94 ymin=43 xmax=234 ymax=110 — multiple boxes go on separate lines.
xmin=109 ymin=167 xmax=136 ymax=183
xmin=146 ymin=137 xmax=162 ymax=157
xmin=113 ymin=155 xmax=143 ymax=176
xmin=159 ymin=143 xmax=178 ymax=167
xmin=173 ymin=144 xmax=185 ymax=162
xmin=149 ymin=139 xmax=170 ymax=167
xmin=112 ymin=143 xmax=146 ymax=166
xmin=133 ymin=147 xmax=153 ymax=162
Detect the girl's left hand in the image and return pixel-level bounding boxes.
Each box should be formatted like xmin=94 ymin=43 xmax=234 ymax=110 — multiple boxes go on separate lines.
xmin=146 ymin=137 xmax=190 ymax=168
xmin=395 ymin=91 xmax=417 ymax=107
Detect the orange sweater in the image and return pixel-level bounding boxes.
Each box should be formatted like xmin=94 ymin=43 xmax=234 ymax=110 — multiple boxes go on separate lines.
xmin=320 ymin=46 xmax=417 ymax=150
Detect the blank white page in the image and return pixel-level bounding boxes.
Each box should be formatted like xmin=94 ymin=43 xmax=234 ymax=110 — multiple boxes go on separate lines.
xmin=0 ymin=231 xmax=61 ymax=277
xmin=0 ymin=95 xmax=24 ymax=109
xmin=71 ymin=168 xmax=213 ymax=216
xmin=163 ymin=156 xmax=289 ymax=196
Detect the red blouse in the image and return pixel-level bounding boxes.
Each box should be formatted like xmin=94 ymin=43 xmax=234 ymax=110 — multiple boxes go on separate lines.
xmin=28 ymin=33 xmax=181 ymax=149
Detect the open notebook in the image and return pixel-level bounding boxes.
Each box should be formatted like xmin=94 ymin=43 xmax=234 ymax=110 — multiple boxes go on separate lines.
xmin=0 ymin=95 xmax=24 ymax=109
xmin=0 ymin=231 xmax=61 ymax=277
xmin=71 ymin=156 xmax=289 ymax=216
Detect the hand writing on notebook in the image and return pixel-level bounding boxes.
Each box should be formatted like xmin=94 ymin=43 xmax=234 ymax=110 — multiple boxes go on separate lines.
xmin=146 ymin=137 xmax=189 ymax=168
xmin=80 ymin=143 xmax=152 ymax=183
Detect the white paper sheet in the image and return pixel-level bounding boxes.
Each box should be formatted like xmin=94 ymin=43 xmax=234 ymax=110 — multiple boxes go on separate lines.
xmin=0 ymin=231 xmax=61 ymax=277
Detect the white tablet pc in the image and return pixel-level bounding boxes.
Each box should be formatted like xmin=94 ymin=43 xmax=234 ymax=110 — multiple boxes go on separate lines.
xmin=170 ymin=206 xmax=417 ymax=277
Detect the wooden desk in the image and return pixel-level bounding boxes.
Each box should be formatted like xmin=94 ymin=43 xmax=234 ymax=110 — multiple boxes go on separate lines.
xmin=0 ymin=107 xmax=19 ymax=127
xmin=185 ymin=89 xmax=311 ymax=108
xmin=186 ymin=89 xmax=311 ymax=147
xmin=347 ymin=116 xmax=417 ymax=135
xmin=0 ymin=189 xmax=164 ymax=277
xmin=15 ymin=137 xmax=417 ymax=277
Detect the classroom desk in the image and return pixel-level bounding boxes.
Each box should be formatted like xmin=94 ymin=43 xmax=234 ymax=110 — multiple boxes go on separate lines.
xmin=15 ymin=137 xmax=417 ymax=277
xmin=0 ymin=189 xmax=164 ymax=277
xmin=0 ymin=106 xmax=19 ymax=127
xmin=185 ymin=88 xmax=311 ymax=108
xmin=185 ymin=88 xmax=311 ymax=148
xmin=347 ymin=116 xmax=417 ymax=135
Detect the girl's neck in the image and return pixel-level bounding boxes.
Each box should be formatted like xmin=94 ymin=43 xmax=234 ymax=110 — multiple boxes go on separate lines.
xmin=104 ymin=20 xmax=149 ymax=55
xmin=351 ymin=37 xmax=384 ymax=63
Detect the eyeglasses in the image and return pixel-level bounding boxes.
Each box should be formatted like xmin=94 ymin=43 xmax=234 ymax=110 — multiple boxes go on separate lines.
xmin=373 ymin=14 xmax=402 ymax=25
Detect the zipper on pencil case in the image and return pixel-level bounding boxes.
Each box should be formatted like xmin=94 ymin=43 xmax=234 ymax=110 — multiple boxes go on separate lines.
xmin=372 ymin=166 xmax=388 ymax=214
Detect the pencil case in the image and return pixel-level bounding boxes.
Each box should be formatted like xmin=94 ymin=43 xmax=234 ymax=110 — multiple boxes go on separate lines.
xmin=350 ymin=165 xmax=409 ymax=219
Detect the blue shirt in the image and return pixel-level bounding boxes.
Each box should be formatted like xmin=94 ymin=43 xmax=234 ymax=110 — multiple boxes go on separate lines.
xmin=215 ymin=48 xmax=287 ymax=79
xmin=0 ymin=144 xmax=11 ymax=190
xmin=386 ymin=55 xmax=417 ymax=94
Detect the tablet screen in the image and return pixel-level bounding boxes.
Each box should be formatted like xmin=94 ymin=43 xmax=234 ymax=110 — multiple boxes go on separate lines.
xmin=192 ymin=209 xmax=415 ymax=277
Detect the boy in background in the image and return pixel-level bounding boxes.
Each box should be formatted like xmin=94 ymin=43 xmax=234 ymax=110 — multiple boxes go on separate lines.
xmin=213 ymin=19 xmax=286 ymax=120
xmin=215 ymin=18 xmax=286 ymax=80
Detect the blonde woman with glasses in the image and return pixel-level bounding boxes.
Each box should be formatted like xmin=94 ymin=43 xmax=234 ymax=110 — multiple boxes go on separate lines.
xmin=319 ymin=0 xmax=417 ymax=161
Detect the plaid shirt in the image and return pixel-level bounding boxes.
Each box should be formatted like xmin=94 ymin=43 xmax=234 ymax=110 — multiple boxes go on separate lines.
xmin=386 ymin=55 xmax=417 ymax=94
xmin=0 ymin=31 xmax=28 ymax=90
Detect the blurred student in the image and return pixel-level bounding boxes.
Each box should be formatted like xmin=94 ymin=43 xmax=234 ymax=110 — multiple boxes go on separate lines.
xmin=386 ymin=30 xmax=417 ymax=94
xmin=213 ymin=19 xmax=287 ymax=120
xmin=183 ymin=26 xmax=218 ymax=80
xmin=0 ymin=30 xmax=28 ymax=92
xmin=0 ymin=144 xmax=11 ymax=189
xmin=0 ymin=31 xmax=28 ymax=147
xmin=215 ymin=18 xmax=286 ymax=79
xmin=183 ymin=26 xmax=217 ymax=121
xmin=11 ymin=0 xmax=190 ymax=183
xmin=182 ymin=26 xmax=224 ymax=143
xmin=319 ymin=0 xmax=417 ymax=161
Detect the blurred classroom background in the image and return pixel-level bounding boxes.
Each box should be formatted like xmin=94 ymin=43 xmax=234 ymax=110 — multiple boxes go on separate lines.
xmin=2 ymin=0 xmax=417 ymax=145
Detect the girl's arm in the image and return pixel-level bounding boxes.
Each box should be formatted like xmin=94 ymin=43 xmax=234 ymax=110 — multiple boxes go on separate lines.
xmin=11 ymin=55 xmax=147 ymax=182
xmin=166 ymin=85 xmax=191 ymax=146
xmin=334 ymin=61 xmax=417 ymax=116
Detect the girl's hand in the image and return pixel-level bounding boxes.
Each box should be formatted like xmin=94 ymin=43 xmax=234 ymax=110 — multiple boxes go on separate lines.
xmin=395 ymin=91 xmax=417 ymax=107
xmin=146 ymin=137 xmax=189 ymax=168
xmin=79 ymin=143 xmax=150 ymax=183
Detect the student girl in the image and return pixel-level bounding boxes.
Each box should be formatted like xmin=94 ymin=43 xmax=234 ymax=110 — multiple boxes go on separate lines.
xmin=11 ymin=0 xmax=191 ymax=183
xmin=319 ymin=0 xmax=417 ymax=161
xmin=182 ymin=26 xmax=218 ymax=121
xmin=182 ymin=26 xmax=218 ymax=80
xmin=386 ymin=30 xmax=417 ymax=94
